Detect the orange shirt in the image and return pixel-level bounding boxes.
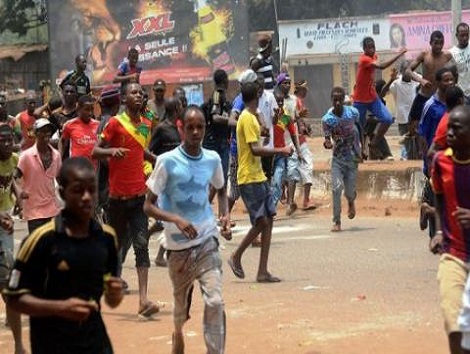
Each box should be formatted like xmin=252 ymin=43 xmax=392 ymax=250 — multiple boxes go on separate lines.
xmin=101 ymin=115 xmax=151 ymax=197
xmin=17 ymin=110 xmax=36 ymax=150
xmin=353 ymin=53 xmax=377 ymax=103
xmin=62 ymin=118 xmax=99 ymax=167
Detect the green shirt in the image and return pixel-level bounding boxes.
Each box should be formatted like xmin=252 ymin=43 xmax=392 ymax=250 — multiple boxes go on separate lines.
xmin=0 ymin=153 xmax=18 ymax=212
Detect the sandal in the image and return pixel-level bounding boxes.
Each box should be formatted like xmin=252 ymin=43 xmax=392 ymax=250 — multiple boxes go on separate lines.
xmin=138 ymin=302 xmax=160 ymax=318
xmin=302 ymin=203 xmax=317 ymax=211
xmin=228 ymin=256 xmax=245 ymax=279
xmin=256 ymin=273 xmax=281 ymax=283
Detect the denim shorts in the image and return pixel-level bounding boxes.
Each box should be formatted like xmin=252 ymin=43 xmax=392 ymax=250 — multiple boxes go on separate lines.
xmin=239 ymin=181 xmax=276 ymax=225
xmin=354 ymin=97 xmax=393 ymax=128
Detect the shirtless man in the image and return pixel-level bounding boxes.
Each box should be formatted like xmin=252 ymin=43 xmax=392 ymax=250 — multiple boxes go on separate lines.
xmin=406 ymin=31 xmax=454 ymax=133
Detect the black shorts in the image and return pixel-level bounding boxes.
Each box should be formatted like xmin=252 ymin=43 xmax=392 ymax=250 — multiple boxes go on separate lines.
xmin=409 ymin=93 xmax=430 ymax=122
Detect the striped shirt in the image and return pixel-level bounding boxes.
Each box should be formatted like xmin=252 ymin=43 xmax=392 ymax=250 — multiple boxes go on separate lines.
xmin=432 ymin=148 xmax=470 ymax=262
xmin=252 ymin=54 xmax=274 ymax=90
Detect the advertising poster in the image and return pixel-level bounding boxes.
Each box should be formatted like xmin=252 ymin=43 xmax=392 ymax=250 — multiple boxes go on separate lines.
xmin=48 ymin=0 xmax=248 ymax=86
xmin=279 ymin=17 xmax=390 ymax=56
xmin=389 ymin=10 xmax=470 ymax=53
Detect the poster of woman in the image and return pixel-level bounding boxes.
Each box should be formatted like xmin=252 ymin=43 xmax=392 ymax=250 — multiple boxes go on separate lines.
xmin=389 ymin=23 xmax=406 ymax=48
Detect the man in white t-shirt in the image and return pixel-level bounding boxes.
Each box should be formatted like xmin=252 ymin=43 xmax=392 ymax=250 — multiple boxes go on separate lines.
xmin=144 ymin=106 xmax=230 ymax=354
xmin=450 ymin=22 xmax=470 ymax=102
xmin=256 ymin=73 xmax=278 ymax=149
xmin=388 ymin=61 xmax=420 ymax=159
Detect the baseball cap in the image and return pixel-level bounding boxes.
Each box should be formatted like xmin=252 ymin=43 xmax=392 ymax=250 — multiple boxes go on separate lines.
xmin=153 ymin=79 xmax=166 ymax=89
xmin=238 ymin=69 xmax=257 ymax=84
xmin=34 ymin=118 xmax=54 ymax=132
xmin=276 ymin=72 xmax=291 ymax=85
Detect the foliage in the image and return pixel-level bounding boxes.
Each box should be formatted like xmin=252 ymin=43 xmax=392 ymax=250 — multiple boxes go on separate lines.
xmin=0 ymin=0 xmax=47 ymax=44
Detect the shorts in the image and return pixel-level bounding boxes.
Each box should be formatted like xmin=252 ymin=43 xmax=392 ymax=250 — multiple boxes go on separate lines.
xmin=0 ymin=226 xmax=14 ymax=288
xmin=298 ymin=143 xmax=313 ymax=185
xmin=354 ymin=98 xmax=393 ymax=128
xmin=239 ymin=182 xmax=276 ymax=225
xmin=409 ymin=93 xmax=430 ymax=122
xmin=437 ymin=253 xmax=468 ymax=334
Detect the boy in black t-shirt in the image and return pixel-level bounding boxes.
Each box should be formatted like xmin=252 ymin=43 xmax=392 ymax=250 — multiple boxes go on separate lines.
xmin=4 ymin=157 xmax=123 ymax=354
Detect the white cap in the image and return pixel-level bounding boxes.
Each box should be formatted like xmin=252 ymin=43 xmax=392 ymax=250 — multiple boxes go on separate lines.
xmin=238 ymin=69 xmax=257 ymax=84
xmin=34 ymin=118 xmax=54 ymax=132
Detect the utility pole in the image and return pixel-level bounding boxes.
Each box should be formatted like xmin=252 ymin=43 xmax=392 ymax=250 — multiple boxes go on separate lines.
xmin=452 ymin=0 xmax=462 ymax=45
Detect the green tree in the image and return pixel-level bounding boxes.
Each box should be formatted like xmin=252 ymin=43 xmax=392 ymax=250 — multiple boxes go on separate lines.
xmin=0 ymin=0 xmax=46 ymax=36
xmin=0 ymin=0 xmax=47 ymax=43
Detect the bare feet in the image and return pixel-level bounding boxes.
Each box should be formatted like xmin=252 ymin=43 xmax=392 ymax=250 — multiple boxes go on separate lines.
xmin=348 ymin=201 xmax=356 ymax=219
xmin=138 ymin=301 xmax=160 ymax=319
xmin=331 ymin=223 xmax=341 ymax=232
xmin=286 ymin=202 xmax=298 ymax=216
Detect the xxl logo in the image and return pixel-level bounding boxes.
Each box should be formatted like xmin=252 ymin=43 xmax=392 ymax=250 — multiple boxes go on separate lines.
xmin=127 ymin=13 xmax=175 ymax=39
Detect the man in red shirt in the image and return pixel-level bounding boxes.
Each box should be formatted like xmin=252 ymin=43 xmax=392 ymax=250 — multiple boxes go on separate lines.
xmin=15 ymin=92 xmax=37 ymax=151
xmin=431 ymin=105 xmax=470 ymax=354
xmin=353 ymin=37 xmax=406 ymax=150
xmin=93 ymin=83 xmax=159 ymax=318
xmin=59 ymin=95 xmax=99 ymax=167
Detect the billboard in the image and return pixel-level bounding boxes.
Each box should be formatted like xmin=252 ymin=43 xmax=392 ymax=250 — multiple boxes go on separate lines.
xmin=48 ymin=0 xmax=249 ymax=86
xmin=278 ymin=17 xmax=390 ymax=56
xmin=389 ymin=10 xmax=470 ymax=53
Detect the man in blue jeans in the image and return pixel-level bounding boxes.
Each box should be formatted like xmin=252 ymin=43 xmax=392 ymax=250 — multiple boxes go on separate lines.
xmin=322 ymin=87 xmax=362 ymax=232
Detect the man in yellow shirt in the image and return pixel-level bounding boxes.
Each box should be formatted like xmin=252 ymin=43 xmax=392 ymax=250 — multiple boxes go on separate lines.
xmin=228 ymin=82 xmax=292 ymax=283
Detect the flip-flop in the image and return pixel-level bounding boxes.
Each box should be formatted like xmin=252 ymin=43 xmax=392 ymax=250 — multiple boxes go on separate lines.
xmin=256 ymin=274 xmax=281 ymax=283
xmin=302 ymin=204 xmax=317 ymax=211
xmin=138 ymin=302 xmax=160 ymax=318
xmin=227 ymin=257 xmax=245 ymax=279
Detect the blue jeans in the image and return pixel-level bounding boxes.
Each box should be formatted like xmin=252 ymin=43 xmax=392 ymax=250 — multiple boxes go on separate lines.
xmin=354 ymin=98 xmax=393 ymax=128
xmin=271 ymin=155 xmax=287 ymax=208
xmin=108 ymin=196 xmax=150 ymax=275
xmin=331 ymin=157 xmax=358 ymax=224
